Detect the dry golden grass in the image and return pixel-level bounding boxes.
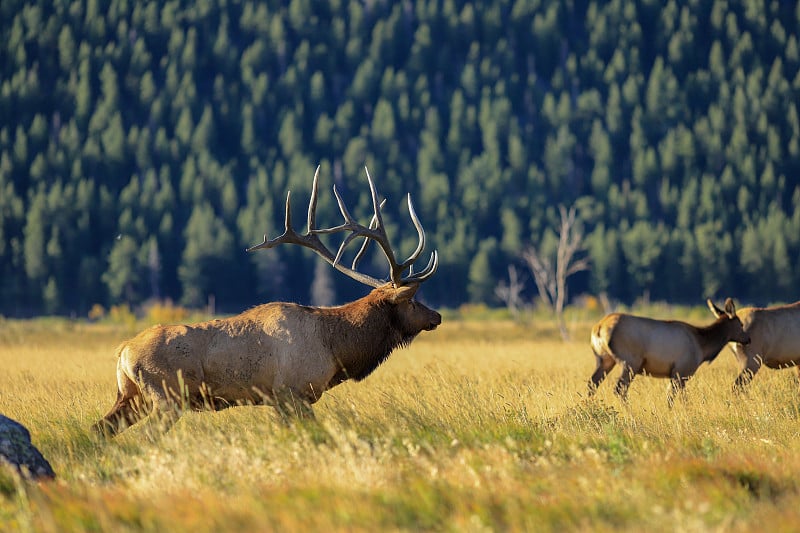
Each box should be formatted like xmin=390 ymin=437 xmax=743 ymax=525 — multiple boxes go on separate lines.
xmin=2 ymin=314 xmax=800 ymax=531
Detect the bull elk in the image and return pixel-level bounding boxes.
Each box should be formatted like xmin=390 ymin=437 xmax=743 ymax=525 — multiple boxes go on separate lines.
xmin=93 ymin=166 xmax=441 ymax=437
xmin=707 ymin=300 xmax=800 ymax=389
xmin=588 ymin=299 xmax=750 ymax=405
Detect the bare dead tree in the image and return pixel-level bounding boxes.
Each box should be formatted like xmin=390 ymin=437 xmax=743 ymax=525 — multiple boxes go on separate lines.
xmin=521 ymin=205 xmax=590 ymax=340
xmin=494 ymin=265 xmax=526 ymax=317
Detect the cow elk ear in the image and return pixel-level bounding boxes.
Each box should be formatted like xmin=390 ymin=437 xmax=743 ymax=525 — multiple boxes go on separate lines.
xmin=707 ymin=298 xmax=725 ymax=318
xmin=390 ymin=284 xmax=419 ymax=303
xmin=724 ymin=297 xmax=736 ymax=318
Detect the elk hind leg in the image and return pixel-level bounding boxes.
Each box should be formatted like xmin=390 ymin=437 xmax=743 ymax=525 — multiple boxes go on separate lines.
xmin=614 ymin=361 xmax=639 ymax=400
xmin=93 ymin=371 xmax=146 ymax=438
xmin=733 ymin=354 xmax=763 ymax=392
xmin=588 ymin=353 xmax=616 ymax=396
xmin=131 ymin=373 xmax=188 ymax=436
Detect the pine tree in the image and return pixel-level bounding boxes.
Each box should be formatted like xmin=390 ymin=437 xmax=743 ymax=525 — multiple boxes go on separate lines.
xmin=178 ymin=203 xmax=235 ymax=307
xmin=103 ymin=235 xmax=142 ymax=303
xmin=310 ymin=259 xmax=335 ymax=307
xmin=467 ymin=238 xmax=497 ymax=304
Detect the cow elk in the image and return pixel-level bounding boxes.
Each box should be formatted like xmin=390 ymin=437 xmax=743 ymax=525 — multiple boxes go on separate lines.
xmin=93 ymin=166 xmax=441 ymax=437
xmin=708 ymin=300 xmax=800 ymax=389
xmin=588 ymin=299 xmax=750 ymax=405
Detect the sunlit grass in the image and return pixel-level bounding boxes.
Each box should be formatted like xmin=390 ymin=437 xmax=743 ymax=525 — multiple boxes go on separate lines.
xmin=1 ymin=315 xmax=800 ymax=531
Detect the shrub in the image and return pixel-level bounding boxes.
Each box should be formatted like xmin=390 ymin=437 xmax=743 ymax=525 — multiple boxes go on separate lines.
xmin=87 ymin=304 xmax=106 ymax=321
xmin=144 ymin=300 xmax=190 ymax=325
xmin=107 ymin=304 xmax=137 ymax=328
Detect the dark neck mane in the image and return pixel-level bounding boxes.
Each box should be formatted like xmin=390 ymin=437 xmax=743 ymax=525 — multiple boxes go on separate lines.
xmin=321 ymin=292 xmax=413 ymax=382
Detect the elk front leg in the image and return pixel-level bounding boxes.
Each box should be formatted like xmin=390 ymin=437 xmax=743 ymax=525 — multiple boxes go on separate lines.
xmin=272 ymin=387 xmax=316 ymax=421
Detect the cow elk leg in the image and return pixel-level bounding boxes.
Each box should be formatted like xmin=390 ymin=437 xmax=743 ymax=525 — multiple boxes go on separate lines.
xmin=667 ymin=373 xmax=689 ymax=408
xmin=733 ymin=355 xmax=763 ymax=392
xmin=93 ymin=393 xmax=146 ymax=438
xmin=614 ymin=362 xmax=637 ymax=400
xmin=588 ymin=354 xmax=616 ymax=396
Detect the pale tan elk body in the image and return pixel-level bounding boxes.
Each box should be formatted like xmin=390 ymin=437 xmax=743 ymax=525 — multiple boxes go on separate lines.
xmin=588 ymin=299 xmax=750 ymax=403
xmin=708 ymin=301 xmax=800 ymax=388
xmin=94 ymin=167 xmax=440 ymax=436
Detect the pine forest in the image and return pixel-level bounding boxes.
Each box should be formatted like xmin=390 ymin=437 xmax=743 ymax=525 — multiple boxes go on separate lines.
xmin=2 ymin=0 xmax=800 ymax=316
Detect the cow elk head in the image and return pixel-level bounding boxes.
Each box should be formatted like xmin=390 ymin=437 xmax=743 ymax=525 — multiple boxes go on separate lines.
xmin=707 ymin=298 xmax=751 ymax=345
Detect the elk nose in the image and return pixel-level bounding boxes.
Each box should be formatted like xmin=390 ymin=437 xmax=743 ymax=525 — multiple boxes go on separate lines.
xmin=427 ymin=312 xmax=442 ymax=330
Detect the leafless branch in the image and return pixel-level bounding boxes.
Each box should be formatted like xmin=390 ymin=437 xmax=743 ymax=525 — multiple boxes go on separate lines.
xmin=521 ymin=204 xmax=590 ymax=341
xmin=495 ymin=265 xmax=526 ymax=316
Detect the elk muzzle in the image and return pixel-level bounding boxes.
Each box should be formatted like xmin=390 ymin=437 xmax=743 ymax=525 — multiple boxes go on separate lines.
xmin=425 ymin=311 xmax=442 ymax=331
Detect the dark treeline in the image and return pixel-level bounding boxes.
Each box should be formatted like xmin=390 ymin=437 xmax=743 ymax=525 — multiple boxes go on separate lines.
xmin=1 ymin=0 xmax=800 ymax=316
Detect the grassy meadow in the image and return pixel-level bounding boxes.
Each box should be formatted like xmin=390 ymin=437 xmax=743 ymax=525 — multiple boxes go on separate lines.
xmin=2 ymin=308 xmax=800 ymax=532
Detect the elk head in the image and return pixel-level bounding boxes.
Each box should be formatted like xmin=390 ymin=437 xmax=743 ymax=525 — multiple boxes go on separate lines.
xmin=707 ymin=298 xmax=751 ymax=345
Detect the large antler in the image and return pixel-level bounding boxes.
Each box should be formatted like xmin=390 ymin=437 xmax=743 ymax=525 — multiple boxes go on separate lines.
xmin=247 ymin=165 xmax=438 ymax=288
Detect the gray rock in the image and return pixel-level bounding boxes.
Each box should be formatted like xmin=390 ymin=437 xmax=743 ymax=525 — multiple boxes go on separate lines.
xmin=0 ymin=415 xmax=55 ymax=480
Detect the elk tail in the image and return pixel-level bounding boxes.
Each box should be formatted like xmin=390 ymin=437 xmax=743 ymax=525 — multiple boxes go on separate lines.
xmin=590 ymin=323 xmax=610 ymax=357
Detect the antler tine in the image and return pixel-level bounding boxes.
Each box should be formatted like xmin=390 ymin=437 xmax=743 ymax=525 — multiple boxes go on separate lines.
xmin=393 ymin=190 xmax=438 ymax=284
xmin=246 ymin=190 xmax=298 ymax=252
xmin=396 ymin=193 xmax=426 ymax=270
xmin=313 ymin=182 xmax=372 ymax=235
xmin=364 ymin=167 xmax=388 ymax=240
xmin=333 ymin=232 xmax=363 ymax=267
xmin=403 ymin=249 xmax=439 ymax=283
xmin=351 ymin=199 xmax=385 ymax=270
xmin=364 ymin=167 xmax=405 ymax=286
xmin=306 ymin=165 xmax=321 ymax=233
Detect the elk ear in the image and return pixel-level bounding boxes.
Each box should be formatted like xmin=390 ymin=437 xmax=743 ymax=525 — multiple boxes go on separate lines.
xmin=707 ymin=298 xmax=725 ymax=318
xmin=724 ymin=297 xmax=736 ymax=318
xmin=389 ymin=284 xmax=419 ymax=303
